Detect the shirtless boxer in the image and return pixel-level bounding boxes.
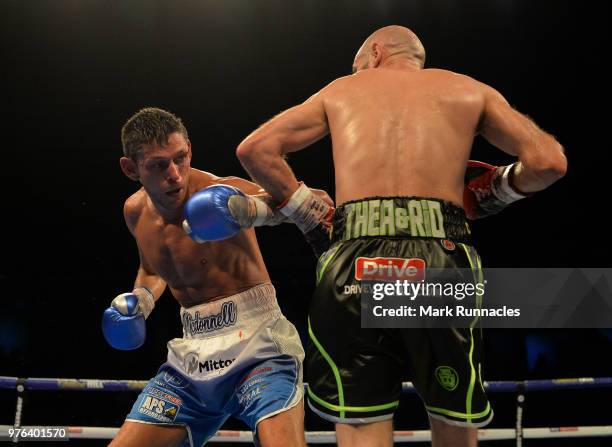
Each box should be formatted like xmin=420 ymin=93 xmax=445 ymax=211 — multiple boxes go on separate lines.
xmin=102 ymin=107 xmax=310 ymax=447
xmin=235 ymin=26 xmax=567 ymax=447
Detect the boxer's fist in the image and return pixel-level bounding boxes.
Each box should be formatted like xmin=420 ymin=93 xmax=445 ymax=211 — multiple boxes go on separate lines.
xmin=102 ymin=293 xmax=146 ymax=350
xmin=182 ymin=185 xmax=245 ymax=242
xmin=464 ymin=160 xmax=532 ymax=220
xmin=279 ymin=183 xmax=335 ymax=259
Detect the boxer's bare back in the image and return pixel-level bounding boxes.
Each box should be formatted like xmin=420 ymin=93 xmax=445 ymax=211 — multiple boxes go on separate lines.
xmin=327 ymin=68 xmax=487 ymax=206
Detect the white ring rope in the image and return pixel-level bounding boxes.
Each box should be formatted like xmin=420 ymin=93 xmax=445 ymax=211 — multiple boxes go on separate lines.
xmin=1 ymin=425 xmax=611 ymax=442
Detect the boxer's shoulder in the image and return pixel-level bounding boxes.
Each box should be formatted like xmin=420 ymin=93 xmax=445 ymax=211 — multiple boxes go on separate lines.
xmin=189 ymin=169 xmax=263 ymax=196
xmin=319 ymin=75 xmax=354 ymax=95
xmin=189 ymin=168 xmax=221 ymax=190
xmin=123 ymin=188 xmax=147 ymax=231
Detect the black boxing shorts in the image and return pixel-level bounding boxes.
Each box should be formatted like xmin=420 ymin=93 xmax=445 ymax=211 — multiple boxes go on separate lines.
xmin=306 ymin=196 xmax=493 ymax=427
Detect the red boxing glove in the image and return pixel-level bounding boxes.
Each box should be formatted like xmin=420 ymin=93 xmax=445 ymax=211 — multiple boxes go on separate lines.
xmin=463 ymin=160 xmax=532 ymax=220
xmin=278 ymin=183 xmax=335 ymax=258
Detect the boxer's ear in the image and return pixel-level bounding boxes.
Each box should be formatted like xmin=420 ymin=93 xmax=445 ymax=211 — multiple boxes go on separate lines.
xmin=120 ymin=156 xmax=139 ymax=181
xmin=370 ymin=42 xmax=383 ymax=68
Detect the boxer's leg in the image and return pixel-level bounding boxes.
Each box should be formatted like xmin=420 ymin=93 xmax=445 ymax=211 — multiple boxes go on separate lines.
xmin=307 ymin=238 xmax=402 ymax=447
xmin=429 ymin=416 xmax=478 ymax=447
xmin=109 ymin=421 xmax=185 ymax=447
xmin=119 ymin=365 xmax=228 ymax=447
xmin=257 ymin=399 xmax=306 ymax=447
xmin=233 ymin=316 xmax=306 ymax=447
xmin=335 ymin=420 xmax=394 ymax=447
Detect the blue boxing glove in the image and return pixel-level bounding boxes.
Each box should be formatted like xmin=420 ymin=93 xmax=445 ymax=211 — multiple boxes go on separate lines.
xmin=102 ymin=287 xmax=155 ymax=350
xmin=182 ymin=184 xmax=246 ymax=242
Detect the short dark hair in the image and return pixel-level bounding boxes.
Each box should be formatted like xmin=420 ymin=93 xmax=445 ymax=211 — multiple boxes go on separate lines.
xmin=121 ymin=107 xmax=189 ymax=159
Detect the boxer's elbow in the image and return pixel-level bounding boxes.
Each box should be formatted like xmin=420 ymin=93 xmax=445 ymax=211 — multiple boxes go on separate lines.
xmin=524 ymin=141 xmax=567 ymax=184
xmin=538 ymin=141 xmax=567 ymax=180
xmin=236 ymin=138 xmax=261 ymax=167
xmin=237 ymin=136 xmax=281 ymax=165
xmin=550 ymin=146 xmax=568 ymax=179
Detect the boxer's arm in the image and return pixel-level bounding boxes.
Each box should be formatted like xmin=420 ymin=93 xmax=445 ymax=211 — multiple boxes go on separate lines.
xmin=215 ymin=176 xmax=286 ymax=227
xmin=236 ymin=90 xmax=330 ymax=202
xmin=217 ymin=176 xmax=334 ymax=228
xmin=236 ymin=90 xmax=335 ymax=257
xmin=217 ymin=176 xmax=266 ymax=196
xmin=123 ymin=199 xmax=166 ymax=302
xmin=477 ymin=84 xmax=567 ymax=192
xmin=133 ymin=246 xmax=167 ymax=301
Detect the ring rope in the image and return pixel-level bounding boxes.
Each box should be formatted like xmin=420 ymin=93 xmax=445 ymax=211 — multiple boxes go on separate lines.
xmin=1 ymin=376 xmax=611 ymax=392
xmin=1 ymin=425 xmax=611 ymax=442
xmin=2 ymin=376 xmax=611 ymax=444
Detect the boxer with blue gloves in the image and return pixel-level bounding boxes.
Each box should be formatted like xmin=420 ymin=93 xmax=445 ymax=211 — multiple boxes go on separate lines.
xmin=106 ymin=107 xmax=328 ymax=447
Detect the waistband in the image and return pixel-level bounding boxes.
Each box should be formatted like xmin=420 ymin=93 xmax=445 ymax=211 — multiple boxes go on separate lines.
xmin=180 ymin=283 xmax=281 ymax=339
xmin=332 ymin=196 xmax=471 ymax=244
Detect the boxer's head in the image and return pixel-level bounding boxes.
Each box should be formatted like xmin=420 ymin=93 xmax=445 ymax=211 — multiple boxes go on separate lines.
xmin=352 ymin=25 xmax=425 ymax=73
xmin=120 ymin=107 xmax=192 ymax=209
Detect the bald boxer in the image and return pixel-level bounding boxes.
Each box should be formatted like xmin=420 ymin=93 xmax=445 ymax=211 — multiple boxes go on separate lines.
xmin=103 ymin=107 xmax=319 ymax=447
xmin=236 ymin=26 xmax=566 ymax=447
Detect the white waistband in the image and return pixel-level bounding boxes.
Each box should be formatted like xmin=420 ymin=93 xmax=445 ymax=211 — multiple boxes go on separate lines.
xmin=180 ymin=283 xmax=281 ymax=339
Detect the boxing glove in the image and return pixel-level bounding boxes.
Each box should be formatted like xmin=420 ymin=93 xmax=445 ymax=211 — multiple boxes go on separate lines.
xmin=102 ymin=287 xmax=154 ymax=350
xmin=463 ymin=160 xmax=531 ymax=220
xmin=278 ymin=182 xmax=335 ymax=259
xmin=182 ymin=185 xmax=245 ymax=242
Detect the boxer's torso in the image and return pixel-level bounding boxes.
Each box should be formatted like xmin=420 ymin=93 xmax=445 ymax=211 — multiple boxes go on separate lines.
xmin=126 ymin=169 xmax=270 ymax=308
xmin=323 ymin=68 xmax=486 ymax=207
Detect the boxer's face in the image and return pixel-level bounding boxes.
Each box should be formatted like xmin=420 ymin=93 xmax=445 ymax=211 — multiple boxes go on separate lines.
xmin=135 ymin=132 xmax=192 ymax=209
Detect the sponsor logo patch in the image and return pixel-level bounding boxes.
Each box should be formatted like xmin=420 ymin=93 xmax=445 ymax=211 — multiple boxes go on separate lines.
xmin=161 ymin=371 xmax=189 ymax=389
xmin=184 ymin=352 xmax=200 ymax=375
xmin=198 ymin=358 xmax=235 ymax=373
xmin=183 ymin=351 xmax=235 ymax=376
xmin=138 ymin=393 xmax=181 ymax=422
xmin=146 ymin=386 xmax=183 ymax=406
xmin=440 ymin=239 xmax=456 ymax=251
xmin=435 ymin=366 xmax=459 ymax=391
xmin=355 ymin=257 xmax=426 ymax=282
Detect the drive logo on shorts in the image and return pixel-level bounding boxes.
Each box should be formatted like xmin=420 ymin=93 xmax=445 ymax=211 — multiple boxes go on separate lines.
xmin=355 ymin=257 xmax=426 ymax=282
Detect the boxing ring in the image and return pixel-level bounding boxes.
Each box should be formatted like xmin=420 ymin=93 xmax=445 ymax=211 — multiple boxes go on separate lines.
xmin=1 ymin=376 xmax=611 ymax=445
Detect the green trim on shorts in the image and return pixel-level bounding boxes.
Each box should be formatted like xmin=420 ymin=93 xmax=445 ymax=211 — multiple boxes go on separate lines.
xmin=426 ymin=400 xmax=491 ymax=421
xmin=479 ymin=363 xmax=485 ymax=393
xmin=466 ymin=327 xmax=476 ymax=422
xmin=308 ymin=387 xmax=399 ymax=413
xmin=316 ymin=244 xmax=342 ymax=285
xmin=459 ymin=243 xmax=484 ymax=327
xmin=308 ymin=318 xmax=346 ymax=417
xmin=458 ymin=243 xmax=485 ymax=423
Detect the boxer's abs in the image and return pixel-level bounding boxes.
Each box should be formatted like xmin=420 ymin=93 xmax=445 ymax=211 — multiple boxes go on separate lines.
xmin=135 ymin=224 xmax=270 ymax=308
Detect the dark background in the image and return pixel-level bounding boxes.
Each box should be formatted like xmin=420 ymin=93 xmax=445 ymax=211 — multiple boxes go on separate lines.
xmin=1 ymin=0 xmax=611 ymax=445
